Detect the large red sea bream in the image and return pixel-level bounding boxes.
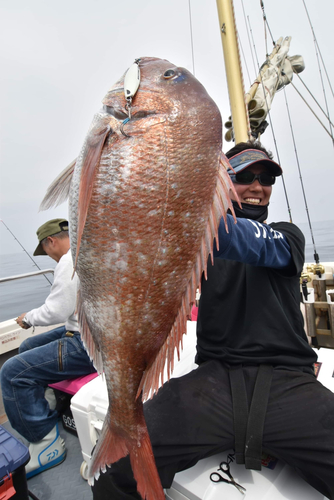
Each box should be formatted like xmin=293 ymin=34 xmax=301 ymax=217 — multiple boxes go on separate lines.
xmin=41 ymin=57 xmax=238 ymax=500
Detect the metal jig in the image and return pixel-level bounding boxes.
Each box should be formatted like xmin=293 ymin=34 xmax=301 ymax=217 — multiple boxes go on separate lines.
xmin=121 ymin=59 xmax=141 ymax=137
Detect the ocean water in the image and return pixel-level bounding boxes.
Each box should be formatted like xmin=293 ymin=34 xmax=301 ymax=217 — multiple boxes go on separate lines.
xmin=0 ymin=220 xmax=333 ymax=322
xmin=0 ymin=252 xmax=56 ymax=322
xmin=297 ymin=219 xmax=334 ymax=263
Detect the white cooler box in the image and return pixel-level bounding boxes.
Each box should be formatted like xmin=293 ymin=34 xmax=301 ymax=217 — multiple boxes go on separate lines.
xmin=71 ymin=324 xmax=331 ymax=499
xmin=71 ymin=321 xmax=198 ymax=479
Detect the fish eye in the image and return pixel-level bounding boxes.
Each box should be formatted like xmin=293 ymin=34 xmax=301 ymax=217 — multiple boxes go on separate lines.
xmin=163 ymin=69 xmax=176 ymax=79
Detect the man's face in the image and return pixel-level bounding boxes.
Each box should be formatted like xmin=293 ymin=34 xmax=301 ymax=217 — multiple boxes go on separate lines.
xmin=229 ymin=163 xmax=272 ymax=206
xmin=41 ymin=237 xmax=59 ymax=262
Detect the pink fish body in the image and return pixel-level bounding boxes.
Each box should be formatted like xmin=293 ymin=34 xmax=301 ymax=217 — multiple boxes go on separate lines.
xmin=43 ymin=57 xmax=238 ymax=500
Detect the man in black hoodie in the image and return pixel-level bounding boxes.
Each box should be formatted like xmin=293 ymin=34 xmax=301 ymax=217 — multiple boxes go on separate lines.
xmin=92 ymin=142 xmax=334 ymax=500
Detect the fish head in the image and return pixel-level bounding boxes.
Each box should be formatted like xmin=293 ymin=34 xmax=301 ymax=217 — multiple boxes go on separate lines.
xmin=102 ymin=57 xmax=222 ymax=141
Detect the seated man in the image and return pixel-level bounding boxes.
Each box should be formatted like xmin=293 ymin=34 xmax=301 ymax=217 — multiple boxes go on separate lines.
xmin=1 ymin=218 xmax=96 ymax=478
xmin=90 ymin=142 xmax=334 ymax=500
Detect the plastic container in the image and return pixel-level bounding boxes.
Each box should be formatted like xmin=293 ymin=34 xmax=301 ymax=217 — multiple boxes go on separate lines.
xmin=0 ymin=425 xmax=29 ymax=500
xmin=49 ymin=373 xmax=98 ymax=435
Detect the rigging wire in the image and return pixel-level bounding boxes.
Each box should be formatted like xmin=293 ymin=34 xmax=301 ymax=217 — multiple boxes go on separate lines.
xmin=302 ymin=0 xmax=334 ymax=148
xmin=238 ymin=32 xmax=252 ymax=87
xmin=240 ymin=0 xmax=257 ymax=79
xmin=0 ymin=219 xmax=53 ymax=285
xmin=260 ymin=0 xmax=269 ymax=56
xmin=260 ymin=0 xmax=275 ymax=55
xmin=258 ymin=0 xmax=323 ymax=261
xmin=295 ymin=73 xmax=334 ymax=130
xmin=312 ymin=39 xmax=334 ymax=100
xmin=287 ymin=78 xmax=334 ymax=138
xmin=283 ymin=88 xmax=320 ymax=262
xmin=188 ymin=0 xmax=196 ymax=76
xmin=247 ymin=8 xmax=293 ymax=223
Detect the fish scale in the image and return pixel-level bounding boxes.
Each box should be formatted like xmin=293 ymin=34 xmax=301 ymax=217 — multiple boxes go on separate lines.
xmin=41 ymin=57 xmax=238 ymax=500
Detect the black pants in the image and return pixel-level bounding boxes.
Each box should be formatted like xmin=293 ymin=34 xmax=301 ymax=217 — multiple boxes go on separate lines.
xmin=92 ymin=361 xmax=334 ymax=499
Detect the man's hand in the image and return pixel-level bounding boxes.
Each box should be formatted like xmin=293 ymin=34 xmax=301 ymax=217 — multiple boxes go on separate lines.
xmin=16 ymin=313 xmax=30 ymax=329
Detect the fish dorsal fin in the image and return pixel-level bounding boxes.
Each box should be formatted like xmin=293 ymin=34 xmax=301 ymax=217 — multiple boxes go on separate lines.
xmin=77 ymin=289 xmax=103 ymax=374
xmin=74 ymin=120 xmax=111 ymax=270
xmin=39 ymin=159 xmax=76 ymax=211
xmin=138 ymin=152 xmax=238 ymax=400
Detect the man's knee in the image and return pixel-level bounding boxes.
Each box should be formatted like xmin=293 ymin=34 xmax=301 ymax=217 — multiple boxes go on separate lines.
xmin=0 ymin=355 xmax=25 ymax=388
xmin=1 ymin=357 xmax=16 ymax=388
xmin=18 ymin=338 xmax=31 ymax=354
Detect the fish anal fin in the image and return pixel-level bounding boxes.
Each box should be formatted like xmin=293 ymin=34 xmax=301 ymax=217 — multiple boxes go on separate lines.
xmin=39 ymin=159 xmax=76 ymax=211
xmin=77 ymin=290 xmax=103 ymax=374
xmin=74 ymin=121 xmax=111 ymax=269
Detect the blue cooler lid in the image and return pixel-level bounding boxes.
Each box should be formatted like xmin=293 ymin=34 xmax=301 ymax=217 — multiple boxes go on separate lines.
xmin=0 ymin=426 xmax=29 ymax=477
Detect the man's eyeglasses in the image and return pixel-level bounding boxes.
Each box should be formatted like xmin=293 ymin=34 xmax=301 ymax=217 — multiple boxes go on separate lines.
xmin=229 ymin=171 xmax=276 ymax=186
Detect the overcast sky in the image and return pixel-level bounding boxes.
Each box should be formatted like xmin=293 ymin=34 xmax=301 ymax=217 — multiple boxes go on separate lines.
xmin=1 ymin=0 xmax=333 ymax=256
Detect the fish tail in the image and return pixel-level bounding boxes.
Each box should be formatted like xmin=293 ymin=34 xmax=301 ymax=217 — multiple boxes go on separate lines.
xmin=128 ymin=429 xmax=165 ymax=500
xmin=87 ymin=418 xmax=128 ymax=485
xmin=88 ymin=417 xmax=165 ymax=500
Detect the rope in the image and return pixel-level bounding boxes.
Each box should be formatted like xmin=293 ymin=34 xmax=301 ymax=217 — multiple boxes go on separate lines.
xmin=283 ymin=88 xmax=320 ymax=262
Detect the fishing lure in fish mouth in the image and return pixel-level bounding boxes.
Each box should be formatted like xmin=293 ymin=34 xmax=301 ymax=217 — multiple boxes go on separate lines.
xmin=121 ymin=58 xmax=141 ymax=137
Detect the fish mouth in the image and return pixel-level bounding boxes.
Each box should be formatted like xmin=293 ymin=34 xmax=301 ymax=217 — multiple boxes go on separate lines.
xmin=104 ymin=105 xmax=129 ymax=120
xmin=103 ymin=105 xmax=156 ymax=121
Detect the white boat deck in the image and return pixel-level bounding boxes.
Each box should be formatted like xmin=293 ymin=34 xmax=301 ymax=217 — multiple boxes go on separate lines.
xmin=0 ymin=261 xmax=333 ymax=499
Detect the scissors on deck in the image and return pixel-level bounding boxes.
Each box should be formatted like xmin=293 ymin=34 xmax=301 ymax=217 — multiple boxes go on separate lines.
xmin=210 ymin=461 xmax=246 ymax=494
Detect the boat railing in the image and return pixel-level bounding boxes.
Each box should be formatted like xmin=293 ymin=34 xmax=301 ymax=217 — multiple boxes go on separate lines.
xmin=0 ymin=269 xmax=55 ymax=284
xmin=0 ymin=269 xmax=60 ymax=355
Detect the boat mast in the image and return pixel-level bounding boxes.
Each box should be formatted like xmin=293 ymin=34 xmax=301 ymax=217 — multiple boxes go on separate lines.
xmin=216 ymin=0 xmax=251 ymax=144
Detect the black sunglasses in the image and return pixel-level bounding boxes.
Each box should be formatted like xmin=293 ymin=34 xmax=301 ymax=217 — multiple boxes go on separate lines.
xmin=230 ymin=171 xmax=276 ymax=186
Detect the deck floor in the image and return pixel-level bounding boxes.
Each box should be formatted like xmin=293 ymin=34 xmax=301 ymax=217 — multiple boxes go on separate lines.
xmin=0 ymin=350 xmax=93 ymax=500
xmin=2 ymin=419 xmax=93 ymax=500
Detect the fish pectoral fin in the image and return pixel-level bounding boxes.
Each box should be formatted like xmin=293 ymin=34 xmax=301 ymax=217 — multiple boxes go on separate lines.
xmin=74 ymin=118 xmax=111 ymax=269
xmin=219 ymin=152 xmax=241 ymax=219
xmin=39 ymin=158 xmax=76 ymax=211
xmin=77 ymin=290 xmax=103 ymax=374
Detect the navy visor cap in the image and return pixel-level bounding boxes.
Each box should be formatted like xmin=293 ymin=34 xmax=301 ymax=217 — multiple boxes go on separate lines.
xmin=228 ymin=149 xmax=283 ymax=176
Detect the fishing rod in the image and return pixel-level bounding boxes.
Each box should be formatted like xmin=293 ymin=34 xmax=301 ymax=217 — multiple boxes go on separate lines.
xmin=302 ymin=0 xmax=334 ymax=149
xmin=0 ymin=219 xmax=53 ymax=285
xmin=258 ymin=1 xmax=322 ymax=263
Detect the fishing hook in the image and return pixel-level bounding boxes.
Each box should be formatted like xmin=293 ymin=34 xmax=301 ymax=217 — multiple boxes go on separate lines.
xmin=120 ymin=117 xmax=131 ymax=137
